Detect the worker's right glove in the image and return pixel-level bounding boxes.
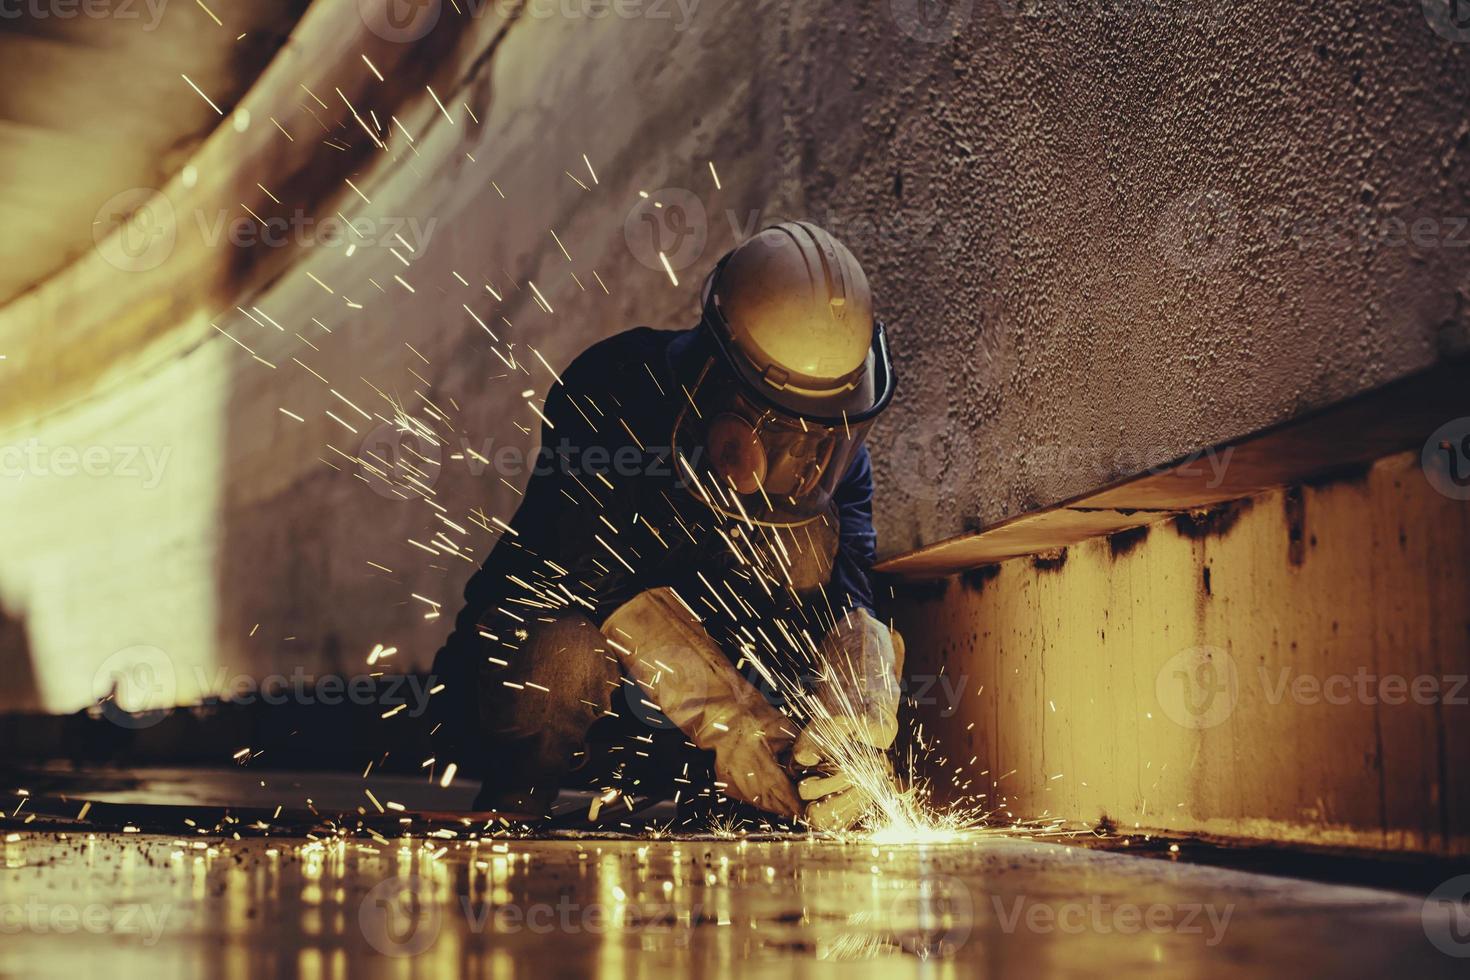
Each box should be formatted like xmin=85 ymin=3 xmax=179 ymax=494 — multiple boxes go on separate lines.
xmin=793 ymin=609 xmax=906 ymax=831
xmin=793 ymin=608 xmax=904 ymax=764
xmin=601 ymin=588 xmax=803 ymax=818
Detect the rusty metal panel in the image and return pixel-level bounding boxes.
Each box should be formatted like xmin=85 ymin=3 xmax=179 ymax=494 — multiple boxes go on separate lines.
xmin=891 ymin=451 xmax=1470 ymax=855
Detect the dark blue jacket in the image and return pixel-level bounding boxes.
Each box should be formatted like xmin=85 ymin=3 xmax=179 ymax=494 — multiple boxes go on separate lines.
xmin=439 ymin=326 xmax=878 ymax=672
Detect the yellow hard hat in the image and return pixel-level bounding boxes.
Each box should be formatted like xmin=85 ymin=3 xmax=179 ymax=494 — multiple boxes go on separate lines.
xmin=675 ymin=222 xmax=896 ymax=525
xmin=700 ymin=221 xmax=894 ymax=424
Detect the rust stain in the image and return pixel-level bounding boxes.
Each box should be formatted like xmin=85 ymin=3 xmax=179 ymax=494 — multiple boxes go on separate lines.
xmin=959 ymin=564 xmax=1001 ymax=593
xmin=1031 ymin=548 xmax=1067 ymax=573
xmin=1172 ymin=499 xmax=1252 ymax=542
xmin=1107 ymin=524 xmax=1151 ymax=560
xmin=1285 ymin=487 xmax=1307 ymax=567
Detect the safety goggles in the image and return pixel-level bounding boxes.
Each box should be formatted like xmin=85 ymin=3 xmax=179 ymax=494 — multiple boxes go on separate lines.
xmin=674 ymin=361 xmax=875 ymax=524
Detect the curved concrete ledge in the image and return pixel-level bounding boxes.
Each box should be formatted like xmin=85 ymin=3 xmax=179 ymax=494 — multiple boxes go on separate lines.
xmin=877 ymin=357 xmax=1469 ymax=576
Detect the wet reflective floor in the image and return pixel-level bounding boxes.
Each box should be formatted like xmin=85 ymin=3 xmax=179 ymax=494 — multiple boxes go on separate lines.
xmin=1 ymin=829 xmax=1464 ymax=979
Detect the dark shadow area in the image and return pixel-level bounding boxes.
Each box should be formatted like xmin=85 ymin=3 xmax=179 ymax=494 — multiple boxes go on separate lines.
xmin=0 ymin=601 xmax=41 ymax=713
xmin=0 ymin=674 xmax=439 ymax=774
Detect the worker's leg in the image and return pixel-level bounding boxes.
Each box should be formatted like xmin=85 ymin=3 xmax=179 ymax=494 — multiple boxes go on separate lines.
xmin=573 ymin=678 xmax=717 ymax=801
xmin=472 ymin=612 xmax=619 ymax=815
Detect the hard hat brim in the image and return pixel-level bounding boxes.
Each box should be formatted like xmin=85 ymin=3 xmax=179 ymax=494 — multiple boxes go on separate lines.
xmin=700 ymin=285 xmax=897 ymax=427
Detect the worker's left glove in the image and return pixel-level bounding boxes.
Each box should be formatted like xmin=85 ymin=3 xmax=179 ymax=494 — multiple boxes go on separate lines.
xmin=602 ymin=588 xmax=803 ymax=818
xmin=792 ymin=609 xmax=905 ymax=830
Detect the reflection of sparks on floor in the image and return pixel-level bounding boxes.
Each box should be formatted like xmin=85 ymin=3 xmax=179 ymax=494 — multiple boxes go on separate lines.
xmin=770 ymin=658 xmax=1030 ymax=841
xmin=0 ymin=828 xmax=1453 ymax=978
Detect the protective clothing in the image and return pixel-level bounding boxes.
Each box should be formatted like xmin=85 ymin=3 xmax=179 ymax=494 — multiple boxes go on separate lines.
xmin=674 ymin=222 xmax=896 ymax=524
xmin=706 ymin=221 xmax=887 ymax=418
xmin=433 ymin=229 xmax=895 ymax=816
xmin=601 ymin=587 xmax=803 ymax=818
xmin=469 ymin=611 xmax=709 ymax=819
xmin=431 ymin=327 xmax=881 ymax=777
xmin=792 ymin=609 xmax=906 ymax=830
xmin=801 ymin=752 xmax=897 ymax=832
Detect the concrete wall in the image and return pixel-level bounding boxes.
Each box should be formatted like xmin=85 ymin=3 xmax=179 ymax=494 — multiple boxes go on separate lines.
xmin=0 ymin=0 xmax=1465 ymax=854
xmin=891 ymin=449 xmax=1470 ymax=854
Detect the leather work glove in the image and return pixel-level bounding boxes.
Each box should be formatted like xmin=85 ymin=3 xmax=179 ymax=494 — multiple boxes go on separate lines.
xmin=601 ymin=588 xmax=802 ymax=818
xmin=792 ymin=609 xmax=905 ymax=831
xmin=800 ymin=749 xmax=897 ymax=831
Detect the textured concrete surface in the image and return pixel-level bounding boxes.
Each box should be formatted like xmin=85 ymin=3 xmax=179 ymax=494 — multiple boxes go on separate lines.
xmin=0 ymin=0 xmax=1467 ymax=862
xmin=892 ymin=450 xmax=1470 ymax=854
xmin=878 ymin=356 xmax=1467 ymax=574
xmin=3 ymin=0 xmax=1467 ymax=708
xmin=1 ymin=829 xmax=1464 ymax=978
xmin=0 ymin=0 xmax=311 ymax=304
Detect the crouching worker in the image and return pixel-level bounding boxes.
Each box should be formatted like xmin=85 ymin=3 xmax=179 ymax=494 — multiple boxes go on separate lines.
xmin=431 ymin=222 xmax=904 ymax=830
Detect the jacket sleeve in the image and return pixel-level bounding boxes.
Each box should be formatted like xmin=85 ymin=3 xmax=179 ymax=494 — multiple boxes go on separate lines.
xmin=827 ymin=445 xmax=878 ymax=616
xmin=447 ymin=361 xmax=609 ymax=643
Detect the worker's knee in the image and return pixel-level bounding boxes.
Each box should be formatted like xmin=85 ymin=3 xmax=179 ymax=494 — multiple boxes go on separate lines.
xmin=479 ymin=613 xmax=615 ymax=739
xmin=518 ymin=613 xmax=609 ymax=686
